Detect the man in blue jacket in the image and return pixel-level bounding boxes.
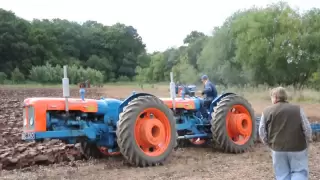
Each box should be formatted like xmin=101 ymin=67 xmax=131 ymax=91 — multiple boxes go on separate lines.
xmin=200 ymin=75 xmax=218 ymax=118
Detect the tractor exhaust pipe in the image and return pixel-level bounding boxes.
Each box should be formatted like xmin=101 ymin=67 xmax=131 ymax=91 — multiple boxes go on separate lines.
xmin=169 ymin=72 xmax=176 ymax=112
xmin=62 ymin=65 xmax=70 ymax=113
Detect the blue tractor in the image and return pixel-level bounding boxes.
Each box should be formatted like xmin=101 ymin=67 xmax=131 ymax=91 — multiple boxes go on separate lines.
xmin=21 ymin=68 xmax=256 ymax=167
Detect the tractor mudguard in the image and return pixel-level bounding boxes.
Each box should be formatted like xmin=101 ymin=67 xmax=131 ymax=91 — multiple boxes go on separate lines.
xmin=119 ymin=93 xmax=157 ymax=113
xmin=209 ymin=92 xmax=236 ymax=114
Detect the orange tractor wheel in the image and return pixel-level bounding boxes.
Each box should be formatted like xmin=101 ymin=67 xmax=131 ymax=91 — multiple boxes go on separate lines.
xmin=211 ymin=95 xmax=255 ymax=153
xmin=116 ymin=95 xmax=177 ymax=167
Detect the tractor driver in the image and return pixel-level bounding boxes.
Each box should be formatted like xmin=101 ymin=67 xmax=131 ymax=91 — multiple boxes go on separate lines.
xmin=200 ymin=75 xmax=218 ymax=118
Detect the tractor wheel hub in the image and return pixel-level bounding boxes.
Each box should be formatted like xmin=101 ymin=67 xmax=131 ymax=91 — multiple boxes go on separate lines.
xmin=140 ymin=119 xmax=165 ymax=146
xmin=230 ymin=113 xmax=251 ymax=136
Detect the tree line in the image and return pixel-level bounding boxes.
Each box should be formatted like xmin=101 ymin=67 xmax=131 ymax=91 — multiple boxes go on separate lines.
xmin=0 ymin=8 xmax=146 ymax=84
xmin=136 ymin=2 xmax=320 ymax=90
xmin=1 ymin=2 xmax=320 ymax=89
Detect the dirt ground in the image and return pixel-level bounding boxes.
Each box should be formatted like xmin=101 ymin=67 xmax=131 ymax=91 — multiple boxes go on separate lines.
xmin=0 ymin=86 xmax=320 ymax=180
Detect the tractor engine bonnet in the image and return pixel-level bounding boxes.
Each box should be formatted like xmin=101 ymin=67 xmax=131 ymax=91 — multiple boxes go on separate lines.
xmin=22 ymin=97 xmax=122 ymax=132
xmin=160 ymin=97 xmax=201 ymax=110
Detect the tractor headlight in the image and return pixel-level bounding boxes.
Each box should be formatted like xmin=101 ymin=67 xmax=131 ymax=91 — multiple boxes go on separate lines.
xmin=29 ymin=117 xmax=34 ymax=126
xmin=28 ymin=106 xmax=35 ymax=127
xmin=23 ymin=118 xmax=27 ymax=126
xmin=23 ymin=107 xmax=27 ymax=127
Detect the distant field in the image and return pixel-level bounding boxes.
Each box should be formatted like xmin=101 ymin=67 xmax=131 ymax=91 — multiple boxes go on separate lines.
xmin=2 ymin=83 xmax=320 ymax=103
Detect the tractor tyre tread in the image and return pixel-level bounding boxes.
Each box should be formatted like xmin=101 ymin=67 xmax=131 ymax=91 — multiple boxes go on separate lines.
xmin=80 ymin=141 xmax=103 ymax=159
xmin=116 ymin=95 xmax=176 ymax=167
xmin=210 ymin=94 xmax=255 ymax=153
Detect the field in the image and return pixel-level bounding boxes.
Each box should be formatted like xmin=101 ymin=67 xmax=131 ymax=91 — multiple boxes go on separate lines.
xmin=0 ymin=85 xmax=320 ymax=180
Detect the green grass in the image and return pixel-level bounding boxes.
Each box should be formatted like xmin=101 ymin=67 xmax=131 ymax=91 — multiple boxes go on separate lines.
xmin=217 ymin=85 xmax=320 ymax=103
xmin=0 ymin=81 xmax=159 ymax=89
xmin=0 ymin=83 xmax=76 ymax=88
xmin=1 ymin=82 xmax=319 ymax=103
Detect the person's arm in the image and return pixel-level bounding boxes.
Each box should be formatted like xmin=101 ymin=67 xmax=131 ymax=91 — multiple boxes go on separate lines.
xmin=300 ymin=108 xmax=312 ymax=142
xmin=259 ymin=113 xmax=268 ymax=145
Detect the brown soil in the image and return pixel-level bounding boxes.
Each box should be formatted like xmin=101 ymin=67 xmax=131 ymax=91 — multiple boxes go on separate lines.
xmin=0 ymin=87 xmax=319 ymax=180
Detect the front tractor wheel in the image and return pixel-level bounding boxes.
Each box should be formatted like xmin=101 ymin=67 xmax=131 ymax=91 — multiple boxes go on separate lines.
xmin=116 ymin=95 xmax=176 ymax=167
xmin=211 ymin=95 xmax=255 ymax=153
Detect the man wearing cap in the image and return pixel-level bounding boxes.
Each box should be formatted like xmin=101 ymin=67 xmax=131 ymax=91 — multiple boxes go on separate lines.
xmin=259 ymin=87 xmax=312 ymax=180
xmin=200 ymin=75 xmax=218 ymax=118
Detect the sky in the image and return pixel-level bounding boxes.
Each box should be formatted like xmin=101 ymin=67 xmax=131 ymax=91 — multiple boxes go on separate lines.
xmin=1 ymin=0 xmax=320 ymax=52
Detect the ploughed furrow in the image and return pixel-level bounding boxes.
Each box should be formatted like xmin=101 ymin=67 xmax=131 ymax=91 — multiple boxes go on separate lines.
xmin=0 ymin=87 xmax=102 ymax=170
xmin=0 ymin=140 xmax=82 ymax=170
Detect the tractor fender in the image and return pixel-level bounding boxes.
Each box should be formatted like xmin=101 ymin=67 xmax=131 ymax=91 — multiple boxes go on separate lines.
xmin=208 ymin=92 xmax=237 ymax=114
xmin=119 ymin=92 xmax=157 ymax=113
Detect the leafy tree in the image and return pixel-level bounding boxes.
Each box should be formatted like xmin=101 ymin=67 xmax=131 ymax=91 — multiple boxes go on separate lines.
xmin=183 ymin=31 xmax=206 ymax=44
xmin=0 ymin=9 xmax=146 ymax=82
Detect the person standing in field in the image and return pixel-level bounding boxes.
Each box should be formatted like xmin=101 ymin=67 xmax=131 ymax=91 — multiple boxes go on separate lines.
xmin=259 ymin=87 xmax=312 ymax=180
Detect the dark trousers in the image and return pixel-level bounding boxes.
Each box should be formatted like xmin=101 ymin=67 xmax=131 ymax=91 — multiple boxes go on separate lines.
xmin=200 ymin=97 xmax=213 ymax=118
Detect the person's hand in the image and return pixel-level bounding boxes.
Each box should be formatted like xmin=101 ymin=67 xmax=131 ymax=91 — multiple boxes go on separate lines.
xmin=196 ymin=91 xmax=202 ymax=96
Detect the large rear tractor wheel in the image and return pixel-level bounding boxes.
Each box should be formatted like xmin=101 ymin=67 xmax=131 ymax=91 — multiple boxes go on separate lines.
xmin=211 ymin=95 xmax=255 ymax=153
xmin=116 ymin=95 xmax=176 ymax=167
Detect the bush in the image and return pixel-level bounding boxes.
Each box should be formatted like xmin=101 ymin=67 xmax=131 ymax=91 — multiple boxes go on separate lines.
xmin=117 ymin=76 xmax=131 ymax=82
xmin=29 ymin=63 xmax=61 ymax=84
xmin=0 ymin=72 xmax=7 ymax=84
xmin=29 ymin=63 xmax=104 ymax=85
xmin=11 ymin=68 xmax=25 ymax=83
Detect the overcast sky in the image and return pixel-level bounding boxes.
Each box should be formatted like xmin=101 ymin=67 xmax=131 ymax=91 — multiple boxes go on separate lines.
xmin=1 ymin=0 xmax=319 ymax=52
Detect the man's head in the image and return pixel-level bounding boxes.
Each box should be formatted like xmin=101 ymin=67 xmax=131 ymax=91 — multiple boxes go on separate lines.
xmin=201 ymin=75 xmax=208 ymax=85
xmin=270 ymin=86 xmax=288 ymax=104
